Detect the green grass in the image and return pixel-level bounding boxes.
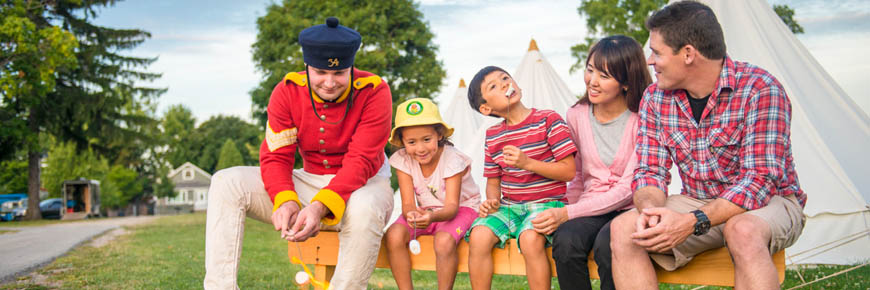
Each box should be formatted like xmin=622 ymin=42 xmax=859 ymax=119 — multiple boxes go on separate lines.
xmin=1 ymin=212 xmax=867 ymax=289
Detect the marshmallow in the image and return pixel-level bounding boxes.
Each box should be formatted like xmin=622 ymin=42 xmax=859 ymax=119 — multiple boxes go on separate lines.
xmin=409 ymin=239 xmax=421 ymax=255
xmin=295 ymin=271 xmax=309 ymax=284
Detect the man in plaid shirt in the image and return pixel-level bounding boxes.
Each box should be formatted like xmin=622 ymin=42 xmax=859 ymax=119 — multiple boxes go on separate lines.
xmin=610 ymin=2 xmax=806 ymax=289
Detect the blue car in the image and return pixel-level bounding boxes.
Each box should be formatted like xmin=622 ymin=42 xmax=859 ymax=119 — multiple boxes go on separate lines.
xmin=40 ymin=198 xmax=64 ymax=219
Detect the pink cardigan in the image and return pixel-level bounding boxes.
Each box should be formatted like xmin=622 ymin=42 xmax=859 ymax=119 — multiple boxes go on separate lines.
xmin=564 ymin=103 xmax=638 ymax=219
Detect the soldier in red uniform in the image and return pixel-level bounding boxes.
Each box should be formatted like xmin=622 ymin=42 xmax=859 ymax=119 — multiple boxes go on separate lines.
xmin=204 ymin=17 xmax=394 ymax=289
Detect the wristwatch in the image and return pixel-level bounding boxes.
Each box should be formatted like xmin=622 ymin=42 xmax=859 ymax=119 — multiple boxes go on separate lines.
xmin=691 ymin=209 xmax=711 ymax=236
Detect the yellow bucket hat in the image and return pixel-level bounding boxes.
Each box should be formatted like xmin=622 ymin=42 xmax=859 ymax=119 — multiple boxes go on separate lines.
xmin=389 ymin=98 xmax=454 ymax=147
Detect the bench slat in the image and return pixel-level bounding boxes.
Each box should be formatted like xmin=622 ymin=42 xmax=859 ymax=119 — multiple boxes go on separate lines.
xmin=290 ymin=231 xmax=784 ymax=289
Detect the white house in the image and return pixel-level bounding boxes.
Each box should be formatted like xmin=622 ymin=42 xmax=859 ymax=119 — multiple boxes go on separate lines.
xmin=161 ymin=162 xmax=211 ymax=211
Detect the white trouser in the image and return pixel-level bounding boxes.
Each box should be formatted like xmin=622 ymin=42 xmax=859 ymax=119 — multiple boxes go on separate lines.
xmin=203 ymin=166 xmax=393 ymax=290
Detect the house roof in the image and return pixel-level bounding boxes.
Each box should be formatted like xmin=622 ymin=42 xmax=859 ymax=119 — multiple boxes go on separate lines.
xmin=168 ymin=162 xmax=213 ymax=179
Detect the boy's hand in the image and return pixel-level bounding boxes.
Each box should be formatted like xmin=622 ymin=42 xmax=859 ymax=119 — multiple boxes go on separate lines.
xmin=479 ymin=199 xmax=500 ymax=217
xmin=502 ymin=145 xmax=529 ymax=169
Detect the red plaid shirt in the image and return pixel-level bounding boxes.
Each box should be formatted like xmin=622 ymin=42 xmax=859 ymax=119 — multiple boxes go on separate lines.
xmin=632 ymin=56 xmax=806 ymax=210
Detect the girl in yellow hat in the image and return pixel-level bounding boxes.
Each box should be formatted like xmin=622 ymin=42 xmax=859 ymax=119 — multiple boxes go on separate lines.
xmin=384 ymin=98 xmax=481 ymax=290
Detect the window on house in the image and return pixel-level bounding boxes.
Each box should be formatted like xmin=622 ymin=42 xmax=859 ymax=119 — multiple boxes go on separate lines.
xmin=183 ymin=169 xmax=194 ymax=180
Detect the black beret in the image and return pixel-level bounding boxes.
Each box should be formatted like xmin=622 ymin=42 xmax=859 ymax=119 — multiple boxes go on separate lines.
xmin=299 ymin=17 xmax=361 ymax=70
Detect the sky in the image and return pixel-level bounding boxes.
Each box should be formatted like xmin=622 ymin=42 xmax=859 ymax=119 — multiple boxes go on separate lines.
xmin=91 ymin=0 xmax=870 ymax=125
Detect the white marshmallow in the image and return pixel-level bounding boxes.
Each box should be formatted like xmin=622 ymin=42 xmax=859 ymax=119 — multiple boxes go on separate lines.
xmin=409 ymin=239 xmax=421 ymax=255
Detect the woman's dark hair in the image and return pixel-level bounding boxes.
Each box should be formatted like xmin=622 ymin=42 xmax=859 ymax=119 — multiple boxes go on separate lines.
xmin=392 ymin=124 xmax=453 ymax=148
xmin=645 ymin=1 xmax=726 ymax=60
xmin=467 ymin=66 xmax=510 ymax=116
xmin=575 ymin=35 xmax=652 ymax=113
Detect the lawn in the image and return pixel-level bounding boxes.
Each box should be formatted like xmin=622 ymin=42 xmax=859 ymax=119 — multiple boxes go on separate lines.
xmin=1 ymin=212 xmax=867 ymax=289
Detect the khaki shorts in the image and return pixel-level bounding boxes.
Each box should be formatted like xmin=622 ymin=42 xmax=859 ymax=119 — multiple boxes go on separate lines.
xmin=649 ymin=195 xmax=805 ymax=271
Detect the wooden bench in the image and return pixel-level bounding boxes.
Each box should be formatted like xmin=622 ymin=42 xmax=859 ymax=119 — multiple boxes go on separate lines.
xmin=289 ymin=231 xmax=785 ymax=289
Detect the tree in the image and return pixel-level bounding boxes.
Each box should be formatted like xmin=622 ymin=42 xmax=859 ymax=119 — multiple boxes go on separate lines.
xmin=162 ymin=104 xmax=197 ymax=168
xmin=571 ymin=0 xmax=804 ymax=72
xmin=2 ymin=0 xmax=164 ymax=220
xmin=187 ymin=115 xmax=260 ymax=173
xmin=569 ymin=0 xmax=667 ymax=73
xmin=42 ymin=141 xmax=109 ymax=199
xmin=773 ymin=4 xmax=804 ymax=34
xmin=1 ymin=0 xmax=79 ymax=219
xmin=216 ymin=139 xmax=244 ymax=171
xmin=101 ymin=164 xmax=142 ymax=209
xmin=250 ymin=0 xmax=445 ymax=127
xmin=0 ymin=157 xmax=28 ymax=194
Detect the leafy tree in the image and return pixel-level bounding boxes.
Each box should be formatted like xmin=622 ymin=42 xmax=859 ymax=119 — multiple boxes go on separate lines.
xmin=151 ymin=169 xmax=176 ymax=199
xmin=0 ymin=157 xmax=27 ymax=194
xmin=101 ymin=164 xmax=142 ymax=209
xmin=773 ymin=4 xmax=804 ymax=34
xmin=569 ymin=0 xmax=667 ymax=73
xmin=42 ymin=141 xmax=109 ymax=198
xmin=1 ymin=0 xmax=79 ymax=219
xmin=216 ymin=138 xmax=245 ymax=171
xmin=250 ymin=0 xmax=445 ymax=126
xmin=162 ymin=104 xmax=198 ymax=168
xmin=571 ymin=0 xmax=803 ymax=72
xmin=189 ymin=115 xmax=260 ymax=173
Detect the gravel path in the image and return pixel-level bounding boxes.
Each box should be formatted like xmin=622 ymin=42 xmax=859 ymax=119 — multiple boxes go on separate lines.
xmin=0 ymin=216 xmax=156 ymax=282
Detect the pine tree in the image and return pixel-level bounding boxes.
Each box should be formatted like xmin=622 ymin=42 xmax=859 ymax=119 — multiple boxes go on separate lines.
xmin=1 ymin=0 xmax=163 ymax=219
xmin=216 ymin=139 xmax=244 ymax=172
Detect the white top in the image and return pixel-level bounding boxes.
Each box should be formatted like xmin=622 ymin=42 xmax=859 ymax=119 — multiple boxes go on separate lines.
xmin=389 ymin=145 xmax=481 ymax=211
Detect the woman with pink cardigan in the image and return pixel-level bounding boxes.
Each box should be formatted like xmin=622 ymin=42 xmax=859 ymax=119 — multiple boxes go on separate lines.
xmin=530 ymin=35 xmax=652 ymax=290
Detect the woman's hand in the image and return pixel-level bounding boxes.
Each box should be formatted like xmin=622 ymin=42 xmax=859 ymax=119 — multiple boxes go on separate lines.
xmin=531 ymin=207 xmax=569 ymax=235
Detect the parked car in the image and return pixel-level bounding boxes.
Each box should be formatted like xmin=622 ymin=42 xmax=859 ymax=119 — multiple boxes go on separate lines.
xmin=1 ymin=197 xmax=27 ymax=221
xmin=40 ymin=198 xmax=63 ymax=219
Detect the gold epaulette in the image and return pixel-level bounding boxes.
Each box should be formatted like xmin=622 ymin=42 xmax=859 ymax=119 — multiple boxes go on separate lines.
xmin=353 ymin=75 xmax=382 ymax=90
xmin=283 ymin=72 xmax=307 ymax=86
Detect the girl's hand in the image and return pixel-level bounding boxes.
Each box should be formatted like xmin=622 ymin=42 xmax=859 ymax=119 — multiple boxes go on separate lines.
xmin=414 ymin=211 xmax=432 ymax=228
xmin=479 ymin=199 xmax=500 ymax=217
xmin=406 ymin=210 xmax=422 ymax=223
xmin=502 ymin=145 xmax=529 ymax=169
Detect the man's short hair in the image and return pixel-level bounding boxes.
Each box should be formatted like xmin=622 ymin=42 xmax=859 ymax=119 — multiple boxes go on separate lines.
xmin=646 ymin=1 xmax=726 ymax=60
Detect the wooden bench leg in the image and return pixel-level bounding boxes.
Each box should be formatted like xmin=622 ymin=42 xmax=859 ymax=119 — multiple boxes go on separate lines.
xmin=313 ymin=264 xmax=335 ymax=290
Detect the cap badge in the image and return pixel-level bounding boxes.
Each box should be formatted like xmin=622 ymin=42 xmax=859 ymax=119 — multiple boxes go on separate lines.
xmin=406 ymin=101 xmax=423 ymax=115
xmin=328 ymin=58 xmax=339 ymax=67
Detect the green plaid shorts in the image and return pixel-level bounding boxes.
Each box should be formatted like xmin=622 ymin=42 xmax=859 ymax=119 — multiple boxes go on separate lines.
xmin=465 ymin=200 xmax=564 ymax=249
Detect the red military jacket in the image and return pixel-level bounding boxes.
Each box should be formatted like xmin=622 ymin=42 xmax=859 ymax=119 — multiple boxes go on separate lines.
xmin=259 ymin=68 xmax=392 ymax=225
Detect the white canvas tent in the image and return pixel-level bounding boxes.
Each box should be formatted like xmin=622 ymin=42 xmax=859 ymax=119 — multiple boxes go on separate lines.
xmin=457 ymin=39 xmax=580 ymax=194
xmin=659 ymin=0 xmax=870 ymax=265
xmin=441 ymin=79 xmax=483 ymax=149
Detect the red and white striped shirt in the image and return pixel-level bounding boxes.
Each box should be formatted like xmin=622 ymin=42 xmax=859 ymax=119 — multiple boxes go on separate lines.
xmin=484 ymin=109 xmax=577 ymax=203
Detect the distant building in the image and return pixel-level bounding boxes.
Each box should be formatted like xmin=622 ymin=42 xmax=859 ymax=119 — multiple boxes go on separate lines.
xmin=160 ymin=162 xmax=211 ymax=211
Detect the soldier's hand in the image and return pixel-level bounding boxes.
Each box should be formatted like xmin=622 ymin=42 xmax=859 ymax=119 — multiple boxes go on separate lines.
xmin=271 ymin=201 xmax=300 ymax=241
xmin=288 ymin=201 xmax=328 ymax=242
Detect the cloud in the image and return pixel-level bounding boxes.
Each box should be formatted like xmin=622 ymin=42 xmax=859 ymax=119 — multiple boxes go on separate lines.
xmin=139 ymin=27 xmax=260 ymax=124
xmin=421 ymin=0 xmax=588 ymax=108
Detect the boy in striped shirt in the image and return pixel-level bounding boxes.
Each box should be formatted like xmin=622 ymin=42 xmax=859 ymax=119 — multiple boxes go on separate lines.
xmin=465 ymin=66 xmax=577 ymax=290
